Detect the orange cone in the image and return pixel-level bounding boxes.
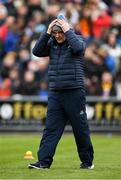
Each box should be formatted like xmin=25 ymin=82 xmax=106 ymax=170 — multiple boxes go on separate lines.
xmin=24 ymin=151 xmax=34 ymax=160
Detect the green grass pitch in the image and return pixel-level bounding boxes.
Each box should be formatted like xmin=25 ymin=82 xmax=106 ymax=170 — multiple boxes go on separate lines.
xmin=0 ymin=133 xmax=121 ymax=179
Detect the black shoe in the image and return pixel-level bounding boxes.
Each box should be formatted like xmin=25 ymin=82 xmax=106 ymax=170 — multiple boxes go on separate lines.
xmin=28 ymin=162 xmax=50 ymax=169
xmin=80 ymin=163 xmax=94 ymax=169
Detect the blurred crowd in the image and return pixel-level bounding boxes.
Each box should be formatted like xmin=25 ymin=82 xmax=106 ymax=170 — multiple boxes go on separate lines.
xmin=0 ymin=0 xmax=121 ymax=99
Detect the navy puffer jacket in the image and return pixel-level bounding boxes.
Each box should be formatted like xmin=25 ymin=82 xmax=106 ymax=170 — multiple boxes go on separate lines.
xmin=32 ymin=30 xmax=86 ymax=90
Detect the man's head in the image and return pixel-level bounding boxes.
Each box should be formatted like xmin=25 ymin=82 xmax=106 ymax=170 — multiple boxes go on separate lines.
xmin=51 ymin=23 xmax=66 ymax=43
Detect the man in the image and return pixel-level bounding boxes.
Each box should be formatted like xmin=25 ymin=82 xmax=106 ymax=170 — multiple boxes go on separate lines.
xmin=28 ymin=16 xmax=94 ymax=169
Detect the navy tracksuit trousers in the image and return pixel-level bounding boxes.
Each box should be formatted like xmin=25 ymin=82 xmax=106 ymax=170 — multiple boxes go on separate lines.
xmin=38 ymin=88 xmax=94 ymax=167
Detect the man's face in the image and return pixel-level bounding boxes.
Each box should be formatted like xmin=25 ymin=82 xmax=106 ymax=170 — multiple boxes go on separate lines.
xmin=52 ymin=31 xmax=66 ymax=43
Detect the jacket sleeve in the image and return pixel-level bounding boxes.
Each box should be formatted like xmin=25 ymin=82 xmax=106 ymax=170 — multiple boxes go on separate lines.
xmin=32 ymin=32 xmax=51 ymax=57
xmin=65 ymin=30 xmax=86 ymax=55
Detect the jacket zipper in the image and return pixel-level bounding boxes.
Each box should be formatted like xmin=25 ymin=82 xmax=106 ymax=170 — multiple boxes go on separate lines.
xmin=56 ymin=46 xmax=61 ymax=76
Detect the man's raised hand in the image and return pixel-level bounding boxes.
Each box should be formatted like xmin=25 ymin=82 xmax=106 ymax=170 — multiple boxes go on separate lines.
xmin=57 ymin=19 xmax=70 ymax=33
xmin=47 ymin=19 xmax=57 ymax=34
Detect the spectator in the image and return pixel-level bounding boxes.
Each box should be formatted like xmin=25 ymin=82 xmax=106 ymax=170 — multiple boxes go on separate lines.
xmin=78 ymin=5 xmax=92 ymax=38
xmin=0 ymin=4 xmax=8 ymax=26
xmin=17 ymin=48 xmax=30 ymax=75
xmin=85 ymin=76 xmax=100 ymax=96
xmin=102 ymin=31 xmax=121 ymax=70
xmin=45 ymin=3 xmax=60 ymax=26
xmin=97 ymin=47 xmax=116 ymax=74
xmin=0 ymin=15 xmax=16 ymax=43
xmin=19 ymin=70 xmax=38 ymax=95
xmin=0 ymin=52 xmax=17 ymax=79
xmin=89 ymin=0 xmax=111 ymax=39
xmin=38 ymin=80 xmax=48 ymax=101
xmin=0 ymin=78 xmax=11 ymax=99
xmin=9 ymin=67 xmax=21 ymax=95
xmin=98 ymin=72 xmax=116 ymax=98
xmin=59 ymin=1 xmax=79 ymax=26
xmin=85 ymin=44 xmax=108 ymax=78
xmin=4 ymin=20 xmax=21 ymax=52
